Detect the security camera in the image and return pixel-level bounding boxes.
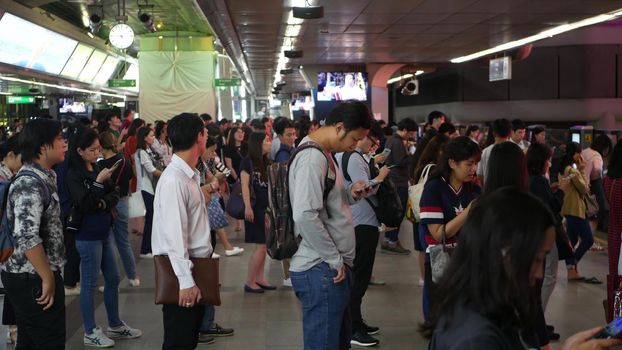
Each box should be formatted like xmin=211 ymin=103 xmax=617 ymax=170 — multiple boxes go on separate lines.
xmin=401 ymin=78 xmax=419 ymax=96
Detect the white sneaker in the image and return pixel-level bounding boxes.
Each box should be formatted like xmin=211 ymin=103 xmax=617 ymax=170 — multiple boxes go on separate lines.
xmin=128 ymin=278 xmax=141 ymax=287
xmin=98 ymin=286 xmax=105 ymax=293
xmin=225 ymin=247 xmax=244 ymax=256
xmin=107 ymin=321 xmax=142 ymax=340
xmin=418 ymin=278 xmax=424 ymax=287
xmin=84 ymin=327 xmax=115 ymax=348
xmin=64 ymin=285 xmax=80 ymax=296
xmin=139 ymin=253 xmax=153 ymax=259
xmin=283 ymin=278 xmax=292 ymax=287
xmin=212 ymin=253 xmax=220 ymax=259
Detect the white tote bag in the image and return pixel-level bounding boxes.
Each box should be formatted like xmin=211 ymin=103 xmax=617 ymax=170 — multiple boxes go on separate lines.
xmin=408 ymin=163 xmax=435 ymax=221
xmin=128 ymin=191 xmax=146 ymax=218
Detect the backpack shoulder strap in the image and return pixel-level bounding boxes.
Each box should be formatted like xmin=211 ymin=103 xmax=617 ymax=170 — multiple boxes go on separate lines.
xmin=14 ymin=170 xmax=52 ymax=209
xmin=289 ymin=141 xmax=336 ymax=207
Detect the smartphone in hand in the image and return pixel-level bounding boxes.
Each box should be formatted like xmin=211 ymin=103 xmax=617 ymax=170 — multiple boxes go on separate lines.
xmin=591 ymin=316 xmax=622 ymax=339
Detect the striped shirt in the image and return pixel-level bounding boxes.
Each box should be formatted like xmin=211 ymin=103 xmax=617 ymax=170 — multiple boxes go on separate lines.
xmin=419 ymin=177 xmax=480 ymax=246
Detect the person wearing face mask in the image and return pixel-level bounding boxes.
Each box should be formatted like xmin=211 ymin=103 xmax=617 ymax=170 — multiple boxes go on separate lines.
xmin=382 ymin=117 xmax=418 ymax=255
xmin=421 ymin=187 xmax=621 ymax=350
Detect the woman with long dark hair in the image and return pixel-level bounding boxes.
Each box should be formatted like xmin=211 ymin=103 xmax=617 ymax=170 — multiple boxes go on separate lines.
xmin=240 ymin=131 xmax=274 ymax=293
xmin=134 ymin=126 xmax=163 ymax=258
xmin=224 ymin=126 xmax=247 ymax=231
xmin=152 ymin=120 xmax=172 ymax=167
xmin=559 ymin=142 xmax=600 ymax=283
xmin=421 ymin=187 xmax=620 ymax=350
xmin=418 ymin=136 xmax=481 ymax=320
xmin=605 ymin=139 xmax=622 ymax=318
xmin=66 ymin=127 xmax=141 ymax=347
xmin=483 ymin=141 xmax=529 ymax=194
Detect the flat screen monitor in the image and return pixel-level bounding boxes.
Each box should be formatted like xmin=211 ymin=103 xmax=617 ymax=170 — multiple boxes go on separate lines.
xmin=59 ymin=98 xmax=88 ymax=114
xmin=60 ymin=43 xmax=94 ymax=79
xmin=78 ymin=50 xmax=107 ymax=82
xmin=93 ymin=55 xmax=119 ymax=85
xmin=489 ymin=57 xmax=512 ymax=81
xmin=571 ymin=133 xmax=581 ymax=144
xmin=0 ymin=13 xmax=77 ymax=75
xmin=317 ymin=72 xmax=368 ymax=101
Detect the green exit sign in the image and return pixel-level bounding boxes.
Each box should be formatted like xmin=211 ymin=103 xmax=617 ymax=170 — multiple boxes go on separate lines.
xmin=7 ymin=96 xmax=35 ymax=104
xmin=108 ymin=79 xmax=136 ymax=88
xmin=214 ymin=78 xmax=241 ymax=87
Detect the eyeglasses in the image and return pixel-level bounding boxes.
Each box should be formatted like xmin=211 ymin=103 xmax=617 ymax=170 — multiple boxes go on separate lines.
xmin=368 ymin=136 xmax=379 ymax=147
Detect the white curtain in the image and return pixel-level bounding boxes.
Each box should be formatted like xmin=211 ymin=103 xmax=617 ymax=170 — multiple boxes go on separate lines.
xmin=139 ymin=51 xmax=216 ymax=123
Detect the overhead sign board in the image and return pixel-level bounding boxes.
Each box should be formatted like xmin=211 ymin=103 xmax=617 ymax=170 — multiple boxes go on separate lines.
xmin=489 ymin=57 xmax=512 ymax=81
xmin=7 ymin=96 xmax=35 ymax=104
xmin=108 ymin=79 xmax=136 ymax=88
xmin=214 ymin=78 xmax=241 ymax=87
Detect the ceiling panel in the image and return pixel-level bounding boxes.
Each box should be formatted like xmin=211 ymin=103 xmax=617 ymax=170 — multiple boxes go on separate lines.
xmin=214 ymin=0 xmax=622 ymax=95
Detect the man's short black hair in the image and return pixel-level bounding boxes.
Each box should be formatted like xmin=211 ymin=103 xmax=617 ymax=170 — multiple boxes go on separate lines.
xmin=438 ymin=122 xmax=456 ymax=135
xmin=397 ymin=118 xmax=418 ymax=132
xmin=218 ymin=118 xmax=229 ymax=125
xmin=368 ymin=120 xmax=383 ymax=141
xmin=251 ymin=119 xmax=265 ymax=130
xmin=325 ymin=101 xmax=373 ymax=132
xmin=511 ymin=118 xmax=526 ymax=131
xmin=261 ymin=117 xmax=270 ymax=125
xmin=492 ymin=118 xmax=512 ymax=138
xmin=167 ymin=113 xmax=205 ymax=152
xmin=200 ymin=113 xmax=212 ymax=122
xmin=20 ymin=118 xmax=62 ymax=163
xmin=0 ymin=133 xmax=21 ymax=160
xmin=466 ymin=125 xmax=480 ymax=136
xmin=274 ymin=118 xmax=295 ymax=136
xmin=427 ymin=111 xmax=445 ymax=125
xmin=123 ymin=109 xmax=133 ymax=119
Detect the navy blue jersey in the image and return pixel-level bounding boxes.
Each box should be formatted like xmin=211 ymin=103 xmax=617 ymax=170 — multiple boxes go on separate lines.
xmin=419 ymin=177 xmax=480 ymax=245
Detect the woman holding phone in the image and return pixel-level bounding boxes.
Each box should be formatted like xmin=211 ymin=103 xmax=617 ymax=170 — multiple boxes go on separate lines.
xmin=66 ymin=127 xmax=142 ymax=347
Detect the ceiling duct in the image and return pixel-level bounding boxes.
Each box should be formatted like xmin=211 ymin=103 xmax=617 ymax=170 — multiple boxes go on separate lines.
xmin=194 ymin=0 xmax=257 ymax=96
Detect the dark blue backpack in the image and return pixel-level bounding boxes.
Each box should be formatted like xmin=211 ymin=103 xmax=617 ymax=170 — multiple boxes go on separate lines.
xmin=0 ymin=170 xmax=51 ymax=262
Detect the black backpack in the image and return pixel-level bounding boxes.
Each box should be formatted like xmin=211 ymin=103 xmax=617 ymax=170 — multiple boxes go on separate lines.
xmin=265 ymin=141 xmax=336 ymax=260
xmin=341 ymin=151 xmax=403 ymax=228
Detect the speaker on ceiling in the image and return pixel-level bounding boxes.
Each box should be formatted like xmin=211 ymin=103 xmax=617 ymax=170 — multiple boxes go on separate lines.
xmin=284 ymin=50 xmax=303 ymax=58
xmin=293 ymin=6 xmax=324 ymax=19
xmin=400 ymin=79 xmax=419 ymax=96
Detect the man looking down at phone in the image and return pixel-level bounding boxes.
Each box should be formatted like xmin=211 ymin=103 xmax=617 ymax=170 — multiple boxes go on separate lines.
xmin=336 ymin=120 xmax=390 ymax=347
xmin=383 ymin=117 xmax=418 ymax=254
xmin=289 ymin=101 xmax=373 ymax=350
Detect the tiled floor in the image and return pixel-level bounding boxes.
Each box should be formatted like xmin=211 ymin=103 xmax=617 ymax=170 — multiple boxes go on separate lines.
xmin=4 ymin=221 xmax=613 ymax=349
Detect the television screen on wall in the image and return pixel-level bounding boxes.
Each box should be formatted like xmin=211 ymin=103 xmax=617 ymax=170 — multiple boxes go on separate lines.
xmin=317 ymin=72 xmax=368 ymax=101
xmin=0 ymin=13 xmax=77 ymax=75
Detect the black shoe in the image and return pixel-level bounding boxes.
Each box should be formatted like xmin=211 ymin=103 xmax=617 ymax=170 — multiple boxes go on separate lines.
xmin=256 ymin=282 xmax=277 ymax=290
xmin=547 ymin=328 xmax=561 ymax=341
xmin=546 ymin=325 xmax=555 ymax=332
xmin=197 ymin=333 xmax=215 ymax=344
xmin=244 ymin=285 xmax=264 ymax=293
xmin=351 ymin=331 xmax=379 ymax=347
xmin=203 ymin=323 xmax=234 ymax=337
xmin=362 ymin=320 xmax=380 ymax=335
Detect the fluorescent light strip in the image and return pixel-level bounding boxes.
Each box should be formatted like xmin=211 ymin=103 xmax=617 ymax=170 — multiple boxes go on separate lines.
xmin=0 ymin=76 xmax=127 ymax=99
xmin=386 ymin=71 xmax=424 ymax=85
xmin=0 ymin=92 xmax=12 ymax=95
xmin=451 ymin=8 xmax=622 ymax=63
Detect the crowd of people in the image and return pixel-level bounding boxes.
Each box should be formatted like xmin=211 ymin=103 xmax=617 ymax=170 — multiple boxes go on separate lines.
xmin=0 ymin=102 xmax=621 ymax=350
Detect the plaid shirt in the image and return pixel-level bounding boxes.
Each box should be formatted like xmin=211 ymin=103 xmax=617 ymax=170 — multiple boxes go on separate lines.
xmin=1 ymin=162 xmax=65 ymax=274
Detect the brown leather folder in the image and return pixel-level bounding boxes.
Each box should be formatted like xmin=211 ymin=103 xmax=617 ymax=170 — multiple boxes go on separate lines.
xmin=154 ymin=255 xmax=221 ymax=306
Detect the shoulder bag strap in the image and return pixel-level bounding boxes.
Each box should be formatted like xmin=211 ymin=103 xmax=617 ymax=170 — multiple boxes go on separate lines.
xmin=114 ymin=157 xmax=126 ymax=185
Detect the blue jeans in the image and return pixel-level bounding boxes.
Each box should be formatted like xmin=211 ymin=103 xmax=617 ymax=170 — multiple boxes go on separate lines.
xmin=565 ymin=215 xmax=594 ymax=267
xmin=291 ymin=263 xmax=352 ymax=350
xmin=110 ymin=197 xmax=136 ymax=279
xmin=141 ymin=191 xmax=154 ymax=254
xmin=76 ymin=236 xmax=122 ymax=334
xmin=199 ymin=305 xmax=215 ymax=332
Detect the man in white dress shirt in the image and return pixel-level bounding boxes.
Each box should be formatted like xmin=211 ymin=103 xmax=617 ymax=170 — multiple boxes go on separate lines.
xmin=152 ymin=113 xmax=211 ymax=350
